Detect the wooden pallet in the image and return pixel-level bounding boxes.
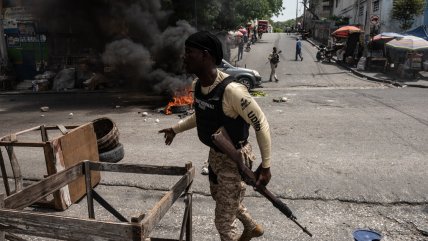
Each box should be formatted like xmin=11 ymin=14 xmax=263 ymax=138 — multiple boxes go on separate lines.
xmin=0 ymin=123 xmax=100 ymax=210
xmin=0 ymin=161 xmax=195 ymax=241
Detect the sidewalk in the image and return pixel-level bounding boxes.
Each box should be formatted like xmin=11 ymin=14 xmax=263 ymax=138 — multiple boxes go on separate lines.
xmin=306 ymin=38 xmax=428 ymax=88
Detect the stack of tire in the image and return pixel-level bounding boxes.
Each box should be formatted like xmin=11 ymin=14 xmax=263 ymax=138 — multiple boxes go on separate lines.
xmin=92 ymin=117 xmax=124 ymax=163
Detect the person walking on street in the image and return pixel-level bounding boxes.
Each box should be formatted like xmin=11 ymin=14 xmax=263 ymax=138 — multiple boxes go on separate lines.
xmin=237 ymin=36 xmax=244 ymax=61
xmin=268 ymin=47 xmax=280 ymax=82
xmin=159 ymin=31 xmax=272 ymax=241
xmin=295 ymin=37 xmax=303 ymax=61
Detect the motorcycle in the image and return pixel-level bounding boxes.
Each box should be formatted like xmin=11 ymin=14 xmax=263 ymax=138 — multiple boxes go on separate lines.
xmin=316 ymin=45 xmax=333 ymax=62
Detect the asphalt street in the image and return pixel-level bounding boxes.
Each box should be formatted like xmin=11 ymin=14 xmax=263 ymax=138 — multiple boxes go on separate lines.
xmin=0 ymin=33 xmax=427 ymax=240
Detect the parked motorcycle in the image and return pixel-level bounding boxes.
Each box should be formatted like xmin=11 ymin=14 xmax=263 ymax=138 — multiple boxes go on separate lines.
xmin=316 ymin=45 xmax=333 ymax=62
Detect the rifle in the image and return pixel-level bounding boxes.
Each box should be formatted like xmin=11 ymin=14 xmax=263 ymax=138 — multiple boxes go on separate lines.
xmin=211 ymin=127 xmax=313 ymax=237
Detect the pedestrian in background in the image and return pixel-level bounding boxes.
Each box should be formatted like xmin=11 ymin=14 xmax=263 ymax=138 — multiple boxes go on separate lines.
xmin=268 ymin=47 xmax=280 ymax=82
xmin=237 ymin=36 xmax=244 ymax=61
xmin=295 ymin=37 xmax=303 ymax=61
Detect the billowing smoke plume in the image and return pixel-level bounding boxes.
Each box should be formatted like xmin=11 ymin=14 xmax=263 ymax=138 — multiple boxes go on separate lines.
xmin=35 ymin=0 xmax=196 ymax=94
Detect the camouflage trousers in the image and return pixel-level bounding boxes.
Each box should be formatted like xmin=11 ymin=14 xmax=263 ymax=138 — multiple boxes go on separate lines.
xmin=208 ymin=143 xmax=257 ymax=241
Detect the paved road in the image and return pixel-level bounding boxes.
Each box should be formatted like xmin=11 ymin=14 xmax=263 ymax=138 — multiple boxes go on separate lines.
xmin=0 ymin=33 xmax=427 ymax=240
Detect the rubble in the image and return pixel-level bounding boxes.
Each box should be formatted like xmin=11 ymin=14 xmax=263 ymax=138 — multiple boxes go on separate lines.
xmin=251 ymin=90 xmax=266 ymax=97
xmin=273 ymin=97 xmax=288 ymax=103
xmin=52 ymin=68 xmax=76 ymax=91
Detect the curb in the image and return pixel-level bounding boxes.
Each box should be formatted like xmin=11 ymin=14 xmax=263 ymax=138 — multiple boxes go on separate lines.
xmin=304 ymin=38 xmax=428 ymax=88
xmin=305 ymin=38 xmax=403 ymax=87
xmin=335 ymin=61 xmax=403 ymax=87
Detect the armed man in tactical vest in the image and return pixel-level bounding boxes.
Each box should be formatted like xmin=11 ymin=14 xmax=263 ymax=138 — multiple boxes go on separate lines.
xmin=159 ymin=31 xmax=272 ymax=241
xmin=268 ymin=47 xmax=280 ymax=82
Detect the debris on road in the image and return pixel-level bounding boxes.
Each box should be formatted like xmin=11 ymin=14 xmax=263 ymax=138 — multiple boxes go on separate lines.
xmin=155 ymin=119 xmax=160 ymax=123
xmin=201 ymin=160 xmax=209 ymax=175
xmin=273 ymin=97 xmax=288 ymax=103
xmin=251 ymin=90 xmax=266 ymax=97
xmin=40 ymin=106 xmax=49 ymax=112
xmin=142 ymin=111 xmax=148 ymax=117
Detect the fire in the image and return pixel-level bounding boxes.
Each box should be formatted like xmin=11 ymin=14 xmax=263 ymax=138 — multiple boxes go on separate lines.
xmin=164 ymin=87 xmax=193 ymax=115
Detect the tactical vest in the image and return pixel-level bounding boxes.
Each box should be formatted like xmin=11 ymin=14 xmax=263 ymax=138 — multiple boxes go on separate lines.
xmin=194 ymin=76 xmax=250 ymax=151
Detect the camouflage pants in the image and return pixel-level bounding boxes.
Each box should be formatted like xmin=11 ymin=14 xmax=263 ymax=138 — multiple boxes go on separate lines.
xmin=208 ymin=143 xmax=257 ymax=241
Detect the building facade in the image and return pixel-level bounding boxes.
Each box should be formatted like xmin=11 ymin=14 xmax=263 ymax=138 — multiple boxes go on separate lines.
xmin=332 ymin=0 xmax=427 ymax=33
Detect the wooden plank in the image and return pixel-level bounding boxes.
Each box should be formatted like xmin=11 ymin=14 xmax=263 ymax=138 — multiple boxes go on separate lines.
xmin=0 ymin=194 xmax=4 ymax=241
xmin=4 ymin=164 xmax=83 ymax=209
xmin=149 ymin=239 xmax=178 ymax=241
xmin=44 ymin=125 xmax=79 ymax=130
xmin=40 ymin=125 xmax=48 ymax=142
xmin=5 ymin=233 xmax=27 ymax=241
xmin=56 ymin=125 xmax=69 ymax=135
xmin=0 ymin=209 xmax=140 ymax=241
xmin=141 ymin=167 xmax=195 ymax=238
xmin=92 ymin=190 xmax=128 ymax=222
xmin=186 ymin=193 xmax=192 ymax=241
xmin=44 ymin=142 xmax=67 ymax=210
xmin=12 ymin=126 xmax=41 ymax=136
xmin=0 ymin=148 xmax=11 ymax=195
xmin=58 ymin=123 xmax=100 ymax=204
xmin=5 ymin=145 xmax=23 ymax=192
xmin=185 ymin=162 xmax=193 ymax=241
xmin=84 ymin=161 xmax=95 ymax=219
xmin=90 ymin=162 xmax=186 ymax=176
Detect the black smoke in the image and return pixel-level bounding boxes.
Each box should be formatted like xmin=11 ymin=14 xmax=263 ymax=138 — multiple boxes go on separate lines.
xmin=34 ymin=0 xmax=196 ymax=93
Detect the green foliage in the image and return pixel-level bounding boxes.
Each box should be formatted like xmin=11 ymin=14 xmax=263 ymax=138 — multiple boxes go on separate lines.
xmin=164 ymin=0 xmax=284 ymax=30
xmin=329 ymin=15 xmax=350 ymax=26
xmin=392 ymin=0 xmax=425 ymax=30
xmin=273 ymin=27 xmax=283 ymax=33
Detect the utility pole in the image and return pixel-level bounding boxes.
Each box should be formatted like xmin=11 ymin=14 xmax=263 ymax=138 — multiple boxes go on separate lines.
xmin=303 ymin=0 xmax=307 ymax=30
xmin=296 ymin=0 xmax=299 ymax=30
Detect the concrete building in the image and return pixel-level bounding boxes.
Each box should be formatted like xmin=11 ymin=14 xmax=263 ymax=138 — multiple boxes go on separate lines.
xmin=332 ymin=0 xmax=428 ymax=33
xmin=305 ymin=0 xmax=335 ymax=44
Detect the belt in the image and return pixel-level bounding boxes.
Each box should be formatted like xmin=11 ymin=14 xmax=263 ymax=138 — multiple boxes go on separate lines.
xmin=211 ymin=140 xmax=248 ymax=153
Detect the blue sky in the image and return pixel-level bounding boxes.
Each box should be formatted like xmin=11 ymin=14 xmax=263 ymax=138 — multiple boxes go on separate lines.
xmin=271 ymin=0 xmax=303 ymax=22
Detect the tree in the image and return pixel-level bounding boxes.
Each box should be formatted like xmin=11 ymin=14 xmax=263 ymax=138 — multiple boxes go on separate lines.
xmin=164 ymin=0 xmax=284 ymax=30
xmin=392 ymin=0 xmax=425 ymax=31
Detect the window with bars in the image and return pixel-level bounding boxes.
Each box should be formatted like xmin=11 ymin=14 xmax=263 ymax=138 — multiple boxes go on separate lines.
xmin=359 ymin=5 xmax=364 ymax=16
xmin=373 ymin=0 xmax=380 ymax=12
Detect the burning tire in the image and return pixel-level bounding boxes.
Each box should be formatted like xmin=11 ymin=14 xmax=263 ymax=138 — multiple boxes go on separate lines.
xmin=99 ymin=143 xmax=124 ymax=163
xmin=170 ymin=104 xmax=191 ymax=114
xmin=92 ymin=117 xmax=119 ymax=152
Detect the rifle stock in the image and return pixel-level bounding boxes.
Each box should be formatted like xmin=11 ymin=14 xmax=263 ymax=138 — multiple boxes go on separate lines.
xmin=211 ymin=127 xmax=313 ymax=237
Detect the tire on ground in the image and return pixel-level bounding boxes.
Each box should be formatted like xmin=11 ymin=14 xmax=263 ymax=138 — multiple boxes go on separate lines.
xmin=99 ymin=143 xmax=124 ymax=163
xmin=92 ymin=117 xmax=120 ymax=152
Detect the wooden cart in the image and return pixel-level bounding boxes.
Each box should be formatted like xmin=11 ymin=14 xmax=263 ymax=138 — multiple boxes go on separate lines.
xmin=0 ymin=161 xmax=195 ymax=241
xmin=0 ymin=123 xmax=101 ymax=210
